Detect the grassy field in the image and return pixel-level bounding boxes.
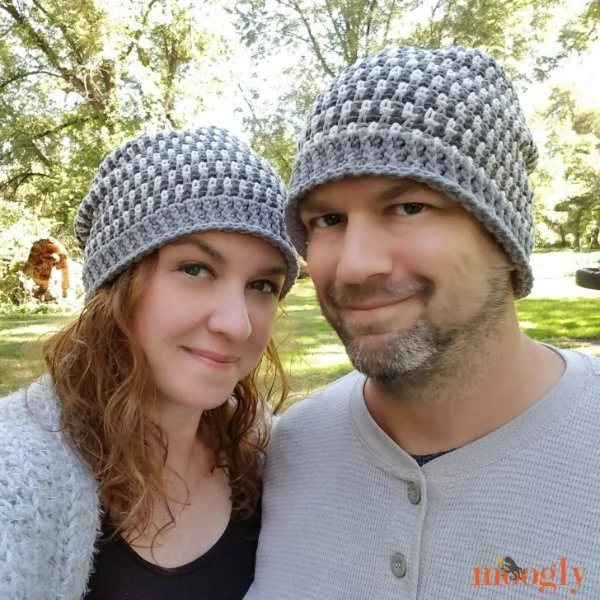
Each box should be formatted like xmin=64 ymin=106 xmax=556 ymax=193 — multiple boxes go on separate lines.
xmin=0 ymin=314 xmax=68 ymax=395
xmin=1 ymin=251 xmax=599 ymax=399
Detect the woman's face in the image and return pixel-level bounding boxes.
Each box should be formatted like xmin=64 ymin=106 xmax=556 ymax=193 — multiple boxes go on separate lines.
xmin=133 ymin=231 xmax=286 ymax=413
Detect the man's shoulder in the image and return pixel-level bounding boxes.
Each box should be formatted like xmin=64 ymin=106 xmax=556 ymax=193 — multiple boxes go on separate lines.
xmin=551 ymin=349 xmax=600 ymax=440
xmin=282 ymin=369 xmax=362 ymax=420
xmin=561 ymin=348 xmax=600 ymax=393
xmin=580 ymin=350 xmax=600 ymax=375
xmin=271 ymin=370 xmax=363 ymax=443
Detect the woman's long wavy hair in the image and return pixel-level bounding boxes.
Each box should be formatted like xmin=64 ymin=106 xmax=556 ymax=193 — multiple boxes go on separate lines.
xmin=43 ymin=251 xmax=289 ymax=543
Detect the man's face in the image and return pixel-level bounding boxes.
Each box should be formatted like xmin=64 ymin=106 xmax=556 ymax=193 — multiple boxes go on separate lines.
xmin=299 ymin=176 xmax=515 ymax=385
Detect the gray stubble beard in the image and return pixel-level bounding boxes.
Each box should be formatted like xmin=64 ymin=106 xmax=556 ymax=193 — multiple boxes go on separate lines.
xmin=343 ymin=317 xmax=454 ymax=384
xmin=317 ymin=265 xmax=510 ymax=394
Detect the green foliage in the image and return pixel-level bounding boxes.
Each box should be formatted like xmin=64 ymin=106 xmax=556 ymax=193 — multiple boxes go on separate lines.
xmin=232 ymin=0 xmax=570 ymax=180
xmin=537 ymin=86 xmax=600 ymax=249
xmin=0 ymin=0 xmax=219 ymax=240
xmin=232 ymin=0 xmax=421 ymax=178
xmin=536 ymin=0 xmax=600 ymax=77
xmin=2 ymin=0 xmax=600 ymax=309
xmin=407 ymin=0 xmax=557 ymax=73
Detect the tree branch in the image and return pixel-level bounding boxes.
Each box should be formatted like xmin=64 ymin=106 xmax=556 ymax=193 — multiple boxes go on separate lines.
xmin=0 ymin=170 xmax=55 ymax=193
xmin=30 ymin=0 xmax=86 ymax=64
xmin=322 ymin=0 xmax=346 ymax=54
xmin=363 ymin=0 xmax=378 ymax=51
xmin=0 ymin=0 xmax=89 ymax=98
xmin=30 ymin=116 xmax=92 ymax=140
xmin=275 ymin=0 xmax=335 ymax=76
xmin=0 ymin=68 xmax=62 ymax=91
xmin=121 ymin=0 xmax=161 ymax=60
xmin=236 ymin=82 xmax=293 ymax=173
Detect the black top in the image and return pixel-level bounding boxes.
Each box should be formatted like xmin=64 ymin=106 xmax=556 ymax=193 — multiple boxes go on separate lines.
xmin=412 ymin=449 xmax=453 ymax=466
xmin=84 ymin=511 xmax=260 ymax=600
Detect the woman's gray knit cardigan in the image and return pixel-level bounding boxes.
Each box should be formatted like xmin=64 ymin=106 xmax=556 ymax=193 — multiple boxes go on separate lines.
xmin=0 ymin=376 xmax=101 ymax=600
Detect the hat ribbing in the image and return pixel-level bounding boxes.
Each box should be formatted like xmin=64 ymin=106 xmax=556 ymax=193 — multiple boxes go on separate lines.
xmin=286 ymin=46 xmax=538 ymax=298
xmin=76 ymin=127 xmax=298 ymax=299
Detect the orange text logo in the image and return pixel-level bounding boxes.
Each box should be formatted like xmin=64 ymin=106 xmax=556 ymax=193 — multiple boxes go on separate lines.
xmin=473 ymin=556 xmax=587 ymax=595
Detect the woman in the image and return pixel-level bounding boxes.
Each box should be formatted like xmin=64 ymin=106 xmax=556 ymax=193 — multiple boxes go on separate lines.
xmin=0 ymin=127 xmax=298 ymax=600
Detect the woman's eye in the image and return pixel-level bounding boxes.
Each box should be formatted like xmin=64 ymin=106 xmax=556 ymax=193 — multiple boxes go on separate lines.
xmin=250 ymin=280 xmax=280 ymax=296
xmin=313 ymin=214 xmax=342 ymax=228
xmin=180 ymin=263 xmax=211 ymax=278
xmin=393 ymin=203 xmax=426 ymax=216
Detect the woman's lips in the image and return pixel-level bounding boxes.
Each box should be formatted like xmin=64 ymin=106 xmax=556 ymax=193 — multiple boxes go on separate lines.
xmin=182 ymin=347 xmax=237 ymax=369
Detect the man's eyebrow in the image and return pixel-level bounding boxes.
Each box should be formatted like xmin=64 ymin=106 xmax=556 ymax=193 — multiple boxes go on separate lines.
xmin=376 ymin=182 xmax=421 ymax=202
xmin=299 ymin=195 xmax=336 ymax=214
xmin=169 ymin=236 xmax=225 ymax=263
xmin=300 ymin=181 xmax=421 ymax=213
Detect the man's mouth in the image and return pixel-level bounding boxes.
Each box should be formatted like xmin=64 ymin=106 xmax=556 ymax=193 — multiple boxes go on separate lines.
xmin=340 ymin=296 xmax=414 ymax=319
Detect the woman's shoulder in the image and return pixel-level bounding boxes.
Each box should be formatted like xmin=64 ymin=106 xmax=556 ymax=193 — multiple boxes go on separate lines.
xmin=0 ymin=376 xmax=96 ymax=492
xmin=0 ymin=376 xmax=101 ymax=600
xmin=0 ymin=375 xmax=62 ymax=446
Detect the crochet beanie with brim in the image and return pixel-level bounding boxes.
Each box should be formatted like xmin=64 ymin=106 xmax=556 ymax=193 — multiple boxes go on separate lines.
xmin=75 ymin=127 xmax=299 ymax=300
xmin=285 ymin=46 xmax=538 ymax=298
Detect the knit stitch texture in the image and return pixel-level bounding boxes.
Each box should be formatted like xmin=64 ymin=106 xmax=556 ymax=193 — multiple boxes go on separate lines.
xmin=75 ymin=127 xmax=298 ymax=299
xmin=0 ymin=378 xmax=100 ymax=600
xmin=286 ymin=46 xmax=538 ymax=298
xmin=247 ymin=348 xmax=600 ymax=599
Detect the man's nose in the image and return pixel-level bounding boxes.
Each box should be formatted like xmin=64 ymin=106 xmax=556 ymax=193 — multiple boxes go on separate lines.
xmin=334 ymin=218 xmax=393 ymax=285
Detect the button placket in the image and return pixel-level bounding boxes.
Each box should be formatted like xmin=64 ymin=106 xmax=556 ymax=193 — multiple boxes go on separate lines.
xmin=390 ymin=552 xmax=407 ymax=578
xmin=407 ymin=481 xmax=421 ymax=505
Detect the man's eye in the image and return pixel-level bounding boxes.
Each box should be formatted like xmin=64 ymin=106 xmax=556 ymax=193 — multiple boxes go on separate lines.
xmin=393 ymin=203 xmax=426 ymax=216
xmin=313 ymin=214 xmax=342 ymax=228
xmin=180 ymin=263 xmax=211 ymax=278
xmin=249 ymin=280 xmax=280 ymax=296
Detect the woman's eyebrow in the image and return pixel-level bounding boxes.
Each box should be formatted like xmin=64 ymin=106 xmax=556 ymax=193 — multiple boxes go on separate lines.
xmin=255 ymin=265 xmax=287 ymax=278
xmin=169 ymin=237 xmax=225 ymax=263
xmin=169 ymin=237 xmax=287 ymax=277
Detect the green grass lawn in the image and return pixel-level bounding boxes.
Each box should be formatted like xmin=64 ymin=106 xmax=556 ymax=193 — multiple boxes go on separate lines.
xmin=517 ymin=298 xmax=600 ymax=354
xmin=0 ymin=313 xmax=69 ymax=395
xmin=1 ymin=277 xmax=599 ymax=399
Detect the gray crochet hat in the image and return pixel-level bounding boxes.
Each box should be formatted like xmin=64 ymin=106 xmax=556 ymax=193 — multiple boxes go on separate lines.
xmin=286 ymin=46 xmax=538 ymax=298
xmin=75 ymin=126 xmax=299 ymax=299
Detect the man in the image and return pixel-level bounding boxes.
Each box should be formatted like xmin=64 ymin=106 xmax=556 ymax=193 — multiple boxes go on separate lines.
xmin=246 ymin=46 xmax=599 ymax=599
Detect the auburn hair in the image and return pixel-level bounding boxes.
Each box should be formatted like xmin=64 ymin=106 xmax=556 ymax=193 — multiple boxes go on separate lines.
xmin=43 ymin=252 xmax=288 ymax=543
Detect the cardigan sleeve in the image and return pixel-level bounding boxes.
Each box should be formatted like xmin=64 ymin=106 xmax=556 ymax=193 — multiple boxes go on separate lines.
xmin=0 ymin=380 xmax=101 ymax=600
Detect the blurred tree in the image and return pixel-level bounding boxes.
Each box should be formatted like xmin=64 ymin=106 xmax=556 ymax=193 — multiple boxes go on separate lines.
xmin=0 ymin=0 xmax=220 ymax=239
xmin=537 ymin=86 xmax=600 ymax=248
xmin=231 ymin=0 xmax=560 ymax=181
xmin=536 ymin=0 xmax=599 ymax=77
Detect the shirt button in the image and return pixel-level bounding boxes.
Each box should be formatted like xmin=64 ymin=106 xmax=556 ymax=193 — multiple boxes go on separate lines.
xmin=407 ymin=482 xmax=421 ymax=505
xmin=390 ymin=552 xmax=407 ymax=578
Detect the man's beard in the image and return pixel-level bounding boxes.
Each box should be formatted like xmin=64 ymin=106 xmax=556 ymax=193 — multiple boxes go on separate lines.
xmin=343 ymin=317 xmax=454 ymax=384
xmin=317 ymin=267 xmax=510 ymax=388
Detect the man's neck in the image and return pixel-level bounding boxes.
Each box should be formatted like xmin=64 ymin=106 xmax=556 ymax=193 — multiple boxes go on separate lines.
xmin=363 ymin=330 xmax=565 ymax=456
